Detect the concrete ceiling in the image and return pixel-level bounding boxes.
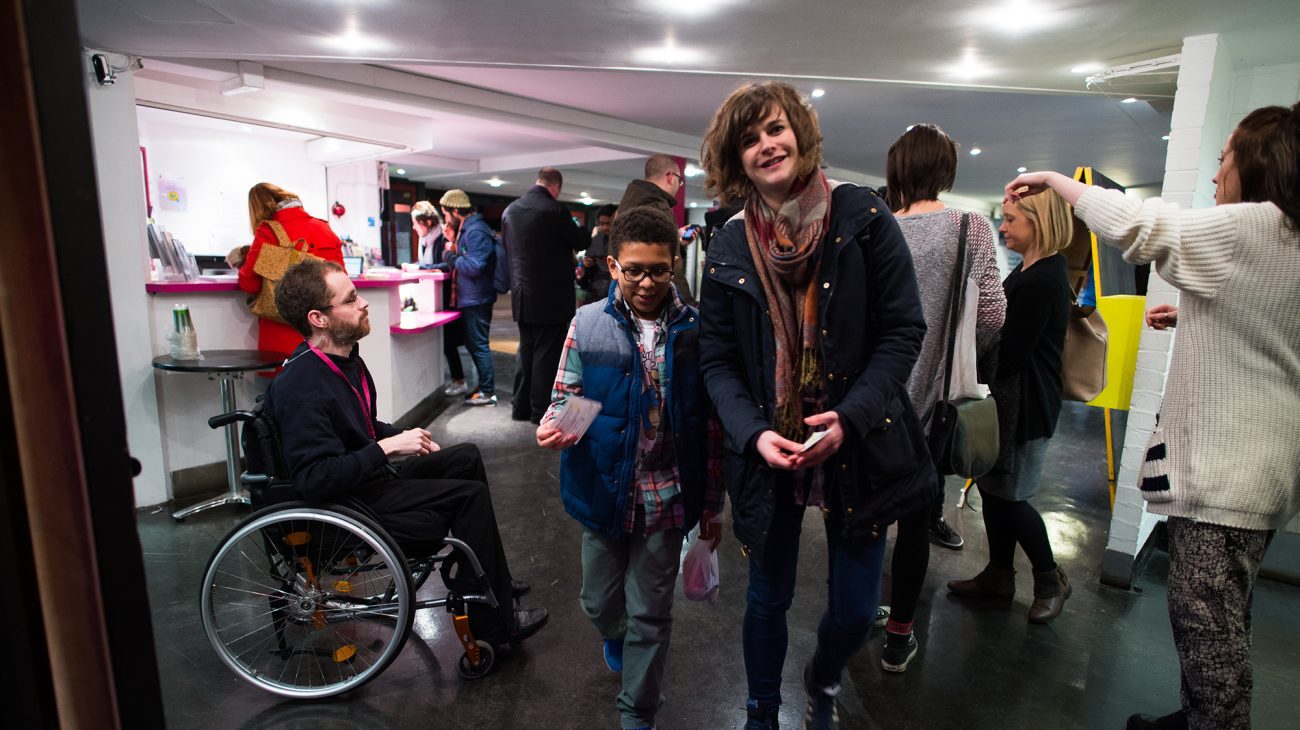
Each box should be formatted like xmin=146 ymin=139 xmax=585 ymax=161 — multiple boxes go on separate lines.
xmin=77 ymin=0 xmax=1300 ymax=207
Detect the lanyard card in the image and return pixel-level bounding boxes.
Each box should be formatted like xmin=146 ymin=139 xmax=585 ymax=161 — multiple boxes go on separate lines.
xmin=554 ymin=395 xmax=603 ymax=443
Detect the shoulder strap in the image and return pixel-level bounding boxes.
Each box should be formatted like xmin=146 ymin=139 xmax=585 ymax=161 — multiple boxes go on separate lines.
xmin=264 ymin=220 xmax=293 ymax=248
xmin=939 ymin=213 xmax=970 ymax=402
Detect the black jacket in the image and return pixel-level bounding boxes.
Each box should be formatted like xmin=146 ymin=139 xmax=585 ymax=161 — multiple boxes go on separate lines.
xmin=995 ymin=254 xmax=1070 ymax=446
xmin=265 ymin=342 xmax=401 ymax=501
xmin=699 ymin=184 xmax=934 ymax=563
xmin=616 ymin=179 xmax=696 ymax=305
xmin=501 ymin=184 xmax=587 ymax=324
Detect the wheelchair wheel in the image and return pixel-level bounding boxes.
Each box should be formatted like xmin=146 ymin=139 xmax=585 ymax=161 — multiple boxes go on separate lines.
xmin=200 ymin=503 xmax=415 ymax=698
xmin=457 ymin=640 xmax=495 ymax=680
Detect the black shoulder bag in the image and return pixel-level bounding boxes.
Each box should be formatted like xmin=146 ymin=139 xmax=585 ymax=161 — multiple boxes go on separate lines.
xmin=925 ymin=214 xmax=1000 ymax=479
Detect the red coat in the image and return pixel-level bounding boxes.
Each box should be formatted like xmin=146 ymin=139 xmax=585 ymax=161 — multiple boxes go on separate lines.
xmin=237 ymin=206 xmax=345 ymax=356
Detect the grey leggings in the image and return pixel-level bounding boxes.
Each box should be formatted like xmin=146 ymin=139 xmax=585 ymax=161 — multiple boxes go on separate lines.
xmin=1166 ymin=516 xmax=1274 ymax=730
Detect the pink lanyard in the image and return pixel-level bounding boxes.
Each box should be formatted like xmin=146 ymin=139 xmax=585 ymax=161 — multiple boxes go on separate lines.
xmin=307 ymin=343 xmax=375 ymax=439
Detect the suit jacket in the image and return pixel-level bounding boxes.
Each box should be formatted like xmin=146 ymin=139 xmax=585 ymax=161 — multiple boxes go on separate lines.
xmin=501 ymin=184 xmax=587 ymax=324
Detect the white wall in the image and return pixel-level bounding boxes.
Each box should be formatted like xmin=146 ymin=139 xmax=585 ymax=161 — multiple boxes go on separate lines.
xmin=136 ymin=111 xmax=328 ymax=256
xmin=325 ymin=160 xmax=384 ymax=255
xmin=83 ymin=57 xmax=168 ymax=507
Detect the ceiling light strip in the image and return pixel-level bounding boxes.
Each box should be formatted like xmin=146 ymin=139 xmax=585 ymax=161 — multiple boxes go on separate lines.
xmin=134 ymin=100 xmax=409 ymax=150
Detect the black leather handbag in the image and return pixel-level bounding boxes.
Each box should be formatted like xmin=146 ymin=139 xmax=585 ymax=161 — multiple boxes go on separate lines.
xmin=926 ymin=214 xmax=999 ymax=479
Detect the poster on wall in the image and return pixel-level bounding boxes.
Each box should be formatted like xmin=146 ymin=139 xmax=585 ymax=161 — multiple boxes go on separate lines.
xmin=158 ymin=176 xmax=188 ymax=212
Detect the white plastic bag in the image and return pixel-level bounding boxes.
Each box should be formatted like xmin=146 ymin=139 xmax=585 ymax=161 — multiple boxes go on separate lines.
xmin=681 ymin=531 xmax=720 ymax=603
xmin=950 ymin=276 xmax=989 ymax=401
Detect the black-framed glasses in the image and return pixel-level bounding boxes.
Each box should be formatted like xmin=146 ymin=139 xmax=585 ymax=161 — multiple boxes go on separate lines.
xmin=320 ymin=291 xmax=359 ymax=311
xmin=668 ymin=171 xmax=684 ymax=186
xmin=614 ymin=260 xmax=673 ymax=284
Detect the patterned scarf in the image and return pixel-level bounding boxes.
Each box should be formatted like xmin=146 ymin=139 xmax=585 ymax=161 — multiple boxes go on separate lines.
xmin=744 ymin=170 xmax=832 ymax=442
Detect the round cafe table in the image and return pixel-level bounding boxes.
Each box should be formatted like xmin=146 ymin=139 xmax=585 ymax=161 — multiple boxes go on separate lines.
xmin=152 ymin=349 xmax=287 ymax=520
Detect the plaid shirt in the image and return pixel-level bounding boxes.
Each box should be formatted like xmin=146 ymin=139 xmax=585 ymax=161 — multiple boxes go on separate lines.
xmin=542 ymin=286 xmax=724 ymax=535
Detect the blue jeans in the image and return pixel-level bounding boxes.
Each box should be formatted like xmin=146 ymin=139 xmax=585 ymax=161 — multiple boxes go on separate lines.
xmin=460 ymin=302 xmax=494 ymax=395
xmin=743 ymin=486 xmax=888 ymax=705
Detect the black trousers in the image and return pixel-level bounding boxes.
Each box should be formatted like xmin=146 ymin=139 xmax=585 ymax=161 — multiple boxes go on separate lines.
xmin=512 ymin=322 xmax=567 ymax=422
xmin=443 ymin=315 xmax=465 ymax=382
xmin=357 ymin=443 xmax=515 ymax=643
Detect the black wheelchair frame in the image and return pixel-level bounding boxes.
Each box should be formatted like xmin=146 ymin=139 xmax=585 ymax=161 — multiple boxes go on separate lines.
xmin=198 ymin=407 xmax=502 ymax=698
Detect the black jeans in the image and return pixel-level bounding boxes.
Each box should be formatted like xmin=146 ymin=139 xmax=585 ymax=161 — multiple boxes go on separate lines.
xmin=512 ymin=322 xmax=567 ymax=422
xmin=357 ymin=443 xmax=516 ymax=643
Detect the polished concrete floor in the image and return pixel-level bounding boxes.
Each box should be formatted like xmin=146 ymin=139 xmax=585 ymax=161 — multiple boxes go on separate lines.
xmin=141 ymin=309 xmax=1300 ymax=729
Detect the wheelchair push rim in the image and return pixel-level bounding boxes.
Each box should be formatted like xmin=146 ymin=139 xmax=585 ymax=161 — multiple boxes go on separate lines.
xmin=200 ymin=504 xmax=415 ymax=698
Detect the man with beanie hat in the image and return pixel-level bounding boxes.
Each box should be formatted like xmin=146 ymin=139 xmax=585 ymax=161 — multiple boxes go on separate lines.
xmin=440 ymin=189 xmax=499 ymax=406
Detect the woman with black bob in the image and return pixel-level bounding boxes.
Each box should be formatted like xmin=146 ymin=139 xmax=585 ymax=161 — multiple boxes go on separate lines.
xmin=877 ymin=123 xmax=1007 ymax=672
xmin=1007 ymin=101 xmax=1300 ymax=730
xmin=698 ymin=81 xmax=934 ymax=730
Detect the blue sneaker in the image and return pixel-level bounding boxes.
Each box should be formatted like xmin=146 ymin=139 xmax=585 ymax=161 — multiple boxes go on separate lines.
xmin=603 ymin=638 xmax=623 ymax=673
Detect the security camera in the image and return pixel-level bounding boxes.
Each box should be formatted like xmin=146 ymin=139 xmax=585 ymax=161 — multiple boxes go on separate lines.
xmin=91 ymin=53 xmax=116 ymax=85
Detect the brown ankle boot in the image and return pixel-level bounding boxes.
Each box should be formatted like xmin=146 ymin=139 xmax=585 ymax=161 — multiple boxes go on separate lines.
xmin=1028 ymin=566 xmax=1071 ymax=623
xmin=947 ymin=564 xmax=1015 ymax=600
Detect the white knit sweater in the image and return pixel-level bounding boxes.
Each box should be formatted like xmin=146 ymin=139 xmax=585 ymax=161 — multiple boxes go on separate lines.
xmin=1075 ymin=187 xmax=1300 ymax=531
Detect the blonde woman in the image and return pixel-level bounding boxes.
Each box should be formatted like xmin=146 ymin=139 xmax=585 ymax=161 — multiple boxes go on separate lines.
xmin=947 ymin=188 xmax=1073 ymax=623
xmin=237 ymin=182 xmax=344 ymax=356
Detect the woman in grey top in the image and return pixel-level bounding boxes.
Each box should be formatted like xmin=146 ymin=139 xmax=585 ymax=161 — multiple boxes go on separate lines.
xmin=877 ymin=124 xmax=1006 ymax=673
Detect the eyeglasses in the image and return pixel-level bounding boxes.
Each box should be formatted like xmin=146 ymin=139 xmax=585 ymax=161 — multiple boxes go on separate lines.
xmin=667 ymin=171 xmax=684 ymax=186
xmin=614 ymin=260 xmax=673 ymax=284
xmin=321 ymin=291 xmax=359 ymax=310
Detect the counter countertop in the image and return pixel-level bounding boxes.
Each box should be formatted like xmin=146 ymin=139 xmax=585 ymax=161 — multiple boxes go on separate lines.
xmin=146 ymin=270 xmax=448 ymax=294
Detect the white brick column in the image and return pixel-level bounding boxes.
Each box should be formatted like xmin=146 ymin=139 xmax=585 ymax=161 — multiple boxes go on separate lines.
xmin=1100 ymin=34 xmax=1234 ymax=587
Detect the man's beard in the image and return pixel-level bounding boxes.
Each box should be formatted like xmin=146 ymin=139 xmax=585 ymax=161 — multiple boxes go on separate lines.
xmin=327 ymin=315 xmax=370 ymax=348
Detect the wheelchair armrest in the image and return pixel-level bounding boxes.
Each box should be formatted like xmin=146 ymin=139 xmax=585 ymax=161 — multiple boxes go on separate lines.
xmin=209 ymin=410 xmax=259 ymax=430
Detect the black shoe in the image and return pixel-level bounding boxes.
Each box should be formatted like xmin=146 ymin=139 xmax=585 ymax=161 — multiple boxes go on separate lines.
xmin=511 ymin=579 xmax=530 ymax=599
xmin=744 ymin=699 xmax=779 ymax=730
xmin=508 ymin=607 xmax=549 ymax=644
xmin=801 ymin=663 xmax=840 ymax=729
xmin=928 ymin=517 xmax=964 ymax=549
xmin=1126 ymin=710 xmax=1187 ymax=729
xmin=880 ymin=631 xmax=919 ymax=673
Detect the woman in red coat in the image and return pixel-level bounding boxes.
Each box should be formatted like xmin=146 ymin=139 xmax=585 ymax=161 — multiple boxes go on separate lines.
xmin=237 ymin=182 xmax=346 ymax=356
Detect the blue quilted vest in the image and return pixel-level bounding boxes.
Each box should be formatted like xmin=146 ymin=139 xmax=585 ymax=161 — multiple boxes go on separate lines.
xmin=558 ymin=292 xmax=708 ymax=538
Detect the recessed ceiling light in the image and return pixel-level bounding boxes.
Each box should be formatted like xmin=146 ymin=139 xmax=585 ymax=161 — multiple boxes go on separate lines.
xmin=1069 ymin=62 xmax=1104 ymax=74
xmin=970 ymin=147 xmax=982 ymax=156
xmin=942 ymin=47 xmax=995 ymax=80
xmin=810 ymin=88 xmax=826 ymax=98
xmin=1121 ymin=97 xmax=1138 ymax=104
xmin=395 ymin=168 xmax=406 ymax=175
xmin=580 ymin=192 xmax=588 ymax=197
xmin=632 ymin=36 xmax=706 ymax=65
xmin=689 ymin=202 xmax=698 ymax=208
xmin=639 ymin=0 xmax=741 ymax=17
xmin=1161 ymin=135 xmax=1170 ymax=141
xmin=983 ymin=1 xmax=1061 ymax=32
xmin=487 ymin=178 xmax=505 ymax=188
xmin=1017 ymin=166 xmax=1027 ymax=173
xmin=240 ymin=125 xmax=253 ymax=133
xmin=684 ymin=163 xmax=704 ymax=178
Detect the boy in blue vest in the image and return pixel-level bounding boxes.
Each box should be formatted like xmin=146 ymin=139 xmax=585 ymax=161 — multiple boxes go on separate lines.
xmin=536 ymin=207 xmax=723 ymax=730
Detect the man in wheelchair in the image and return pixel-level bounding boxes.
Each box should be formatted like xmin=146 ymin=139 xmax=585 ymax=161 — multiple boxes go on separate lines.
xmin=265 ymin=256 xmax=548 ymax=648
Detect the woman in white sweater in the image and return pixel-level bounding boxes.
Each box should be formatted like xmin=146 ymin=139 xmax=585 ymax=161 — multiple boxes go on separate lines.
xmin=1005 ymin=100 xmax=1300 ymax=730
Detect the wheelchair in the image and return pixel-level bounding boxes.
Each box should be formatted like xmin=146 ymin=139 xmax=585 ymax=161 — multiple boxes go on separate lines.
xmin=198 ymin=407 xmax=501 ymax=698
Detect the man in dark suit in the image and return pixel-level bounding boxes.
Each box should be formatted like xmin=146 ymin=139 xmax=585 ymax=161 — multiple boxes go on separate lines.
xmin=500 ymin=166 xmax=587 ymax=422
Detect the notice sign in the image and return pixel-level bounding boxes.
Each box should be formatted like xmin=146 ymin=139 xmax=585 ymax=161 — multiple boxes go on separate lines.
xmin=158 ymin=177 xmax=188 ymax=212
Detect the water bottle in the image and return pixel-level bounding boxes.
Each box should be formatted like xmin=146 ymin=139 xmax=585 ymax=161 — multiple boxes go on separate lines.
xmin=170 ymin=303 xmax=202 ymax=360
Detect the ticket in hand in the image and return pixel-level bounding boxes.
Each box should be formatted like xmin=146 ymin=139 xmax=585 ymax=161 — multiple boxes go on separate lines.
xmin=553 ymin=395 xmax=603 ymax=443
xmin=799 ymin=430 xmax=828 ymax=453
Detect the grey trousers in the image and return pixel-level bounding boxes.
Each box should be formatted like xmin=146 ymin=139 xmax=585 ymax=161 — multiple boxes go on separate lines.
xmin=580 ymin=519 xmax=684 ymax=729
xmin=1166 ymin=516 xmax=1274 ymax=730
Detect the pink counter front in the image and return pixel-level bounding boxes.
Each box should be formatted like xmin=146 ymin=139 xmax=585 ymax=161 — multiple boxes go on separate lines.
xmin=146 ymin=270 xmax=458 ymax=481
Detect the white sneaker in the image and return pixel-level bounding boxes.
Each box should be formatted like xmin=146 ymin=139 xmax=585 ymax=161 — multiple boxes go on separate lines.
xmin=443 ymin=381 xmax=468 ymax=396
xmin=464 ymin=392 xmax=497 ymax=407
